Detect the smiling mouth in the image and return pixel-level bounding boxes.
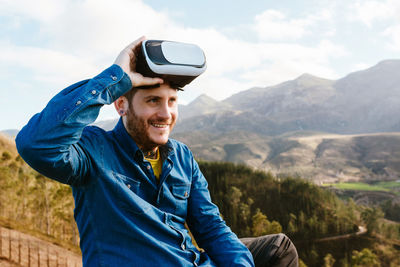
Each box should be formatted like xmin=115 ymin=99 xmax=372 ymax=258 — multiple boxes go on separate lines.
xmin=151 ymin=123 xmax=169 ymax=128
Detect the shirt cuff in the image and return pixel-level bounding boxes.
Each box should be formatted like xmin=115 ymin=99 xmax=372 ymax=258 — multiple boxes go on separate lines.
xmin=93 ymin=64 xmax=133 ymax=102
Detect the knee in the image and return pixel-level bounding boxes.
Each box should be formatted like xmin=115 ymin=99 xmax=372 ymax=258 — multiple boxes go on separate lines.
xmin=247 ymin=233 xmax=299 ymax=267
xmin=276 ymin=234 xmax=298 ymax=266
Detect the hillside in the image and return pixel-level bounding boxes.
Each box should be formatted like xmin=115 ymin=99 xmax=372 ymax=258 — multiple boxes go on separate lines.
xmin=178 ymin=94 xmax=233 ymax=121
xmin=172 ymin=131 xmax=400 ymax=184
xmin=0 ymin=224 xmax=81 ymax=266
xmin=0 ymin=133 xmax=399 ymax=266
xmin=199 ymin=161 xmax=400 ymax=266
xmin=0 ymin=134 xmax=79 ymax=252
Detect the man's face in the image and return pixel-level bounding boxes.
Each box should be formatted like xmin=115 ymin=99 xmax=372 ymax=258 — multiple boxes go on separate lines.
xmin=124 ymin=84 xmax=178 ymax=151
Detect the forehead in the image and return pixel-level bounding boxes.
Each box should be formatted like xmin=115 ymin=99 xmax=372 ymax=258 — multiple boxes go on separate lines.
xmin=134 ymin=84 xmax=178 ymax=99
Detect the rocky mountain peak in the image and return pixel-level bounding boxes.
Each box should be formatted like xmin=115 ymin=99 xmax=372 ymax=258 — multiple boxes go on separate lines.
xmin=292 ymin=73 xmax=333 ymax=88
xmin=187 ymin=94 xmax=218 ymax=108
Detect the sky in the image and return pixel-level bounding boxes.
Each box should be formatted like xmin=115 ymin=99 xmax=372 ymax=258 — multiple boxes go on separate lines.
xmin=1 ymin=0 xmax=400 ymax=131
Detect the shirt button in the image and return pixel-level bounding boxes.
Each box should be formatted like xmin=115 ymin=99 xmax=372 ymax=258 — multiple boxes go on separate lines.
xmin=147 ymin=165 xmax=151 ymax=170
xmin=184 ymin=192 xmax=188 ymax=197
xmin=111 ymin=75 xmax=117 ymax=81
xmin=127 ymin=184 xmax=131 ymax=189
xmin=91 ymin=90 xmax=97 ymax=95
xmin=76 ymin=100 xmax=82 ymax=105
xmin=181 ymin=244 xmax=185 ymax=250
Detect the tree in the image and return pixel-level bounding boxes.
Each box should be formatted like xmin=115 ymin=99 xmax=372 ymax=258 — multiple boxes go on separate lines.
xmin=251 ymin=209 xmax=282 ymax=236
xmin=298 ymin=259 xmax=308 ymax=267
xmin=287 ymin=213 xmax=297 ymax=234
xmin=1 ymin=151 xmax=12 ymax=161
xmin=252 ymin=209 xmax=270 ymax=236
xmin=269 ymin=220 xmax=282 ymax=234
xmin=351 ymin=248 xmax=380 ymax=267
xmin=361 ymin=207 xmax=384 ymax=235
xmin=323 ymin=253 xmax=335 ymax=267
xmin=308 ymin=248 xmax=319 ymax=266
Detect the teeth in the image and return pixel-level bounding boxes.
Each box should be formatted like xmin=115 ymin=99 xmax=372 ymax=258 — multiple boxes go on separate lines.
xmin=152 ymin=123 xmax=168 ymax=128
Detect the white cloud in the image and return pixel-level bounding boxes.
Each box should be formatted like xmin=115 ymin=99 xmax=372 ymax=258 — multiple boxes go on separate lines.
xmin=38 ymin=0 xmax=174 ymax=59
xmin=383 ymin=25 xmax=400 ymax=51
xmin=240 ymin=40 xmax=346 ymax=86
xmin=0 ymin=41 xmax=98 ymax=86
xmin=350 ymin=62 xmax=372 ymax=73
xmin=0 ymin=0 xmax=67 ymax=22
xmin=252 ymin=8 xmax=335 ymax=41
xmin=349 ymin=0 xmax=398 ymax=26
xmin=253 ymin=10 xmax=311 ymax=40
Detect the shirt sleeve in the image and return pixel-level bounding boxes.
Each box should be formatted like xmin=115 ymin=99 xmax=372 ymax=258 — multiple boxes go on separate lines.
xmin=187 ymin=156 xmax=255 ymax=266
xmin=15 ymin=64 xmax=132 ymax=185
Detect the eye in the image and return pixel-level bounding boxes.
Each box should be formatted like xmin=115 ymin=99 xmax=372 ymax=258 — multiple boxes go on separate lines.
xmin=169 ymin=97 xmax=177 ymax=105
xmin=147 ymin=97 xmax=159 ymax=103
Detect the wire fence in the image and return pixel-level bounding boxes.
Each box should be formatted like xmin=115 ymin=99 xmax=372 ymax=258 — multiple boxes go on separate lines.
xmin=0 ymin=226 xmax=82 ymax=267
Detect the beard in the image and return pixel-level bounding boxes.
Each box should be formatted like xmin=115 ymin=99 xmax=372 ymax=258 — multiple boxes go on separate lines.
xmin=124 ymin=107 xmax=171 ymax=152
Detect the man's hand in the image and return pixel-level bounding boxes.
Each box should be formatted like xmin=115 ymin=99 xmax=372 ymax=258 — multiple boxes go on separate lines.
xmin=114 ymin=36 xmax=163 ymax=87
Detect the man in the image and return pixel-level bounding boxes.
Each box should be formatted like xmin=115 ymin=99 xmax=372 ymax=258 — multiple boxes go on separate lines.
xmin=16 ymin=37 xmax=298 ymax=266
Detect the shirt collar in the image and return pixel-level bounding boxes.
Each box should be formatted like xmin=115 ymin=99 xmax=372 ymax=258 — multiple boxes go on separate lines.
xmin=112 ymin=117 xmax=141 ymax=160
xmin=111 ymin=117 xmax=174 ymax=161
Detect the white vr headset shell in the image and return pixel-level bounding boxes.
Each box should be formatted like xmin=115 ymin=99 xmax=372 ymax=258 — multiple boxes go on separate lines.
xmin=136 ymin=40 xmax=207 ymax=88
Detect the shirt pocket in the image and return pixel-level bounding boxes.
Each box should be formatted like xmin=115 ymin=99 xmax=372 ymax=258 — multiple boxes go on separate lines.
xmin=171 ymin=183 xmax=191 ymax=217
xmin=112 ymin=172 xmax=150 ymax=215
xmin=113 ymin=172 xmax=140 ymax=194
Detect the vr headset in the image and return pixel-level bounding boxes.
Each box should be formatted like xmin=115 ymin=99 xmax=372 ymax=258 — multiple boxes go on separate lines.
xmin=136 ymin=40 xmax=207 ymax=88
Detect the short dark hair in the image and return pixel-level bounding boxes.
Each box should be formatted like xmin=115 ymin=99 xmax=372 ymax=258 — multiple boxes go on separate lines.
xmin=122 ymin=88 xmax=138 ymax=107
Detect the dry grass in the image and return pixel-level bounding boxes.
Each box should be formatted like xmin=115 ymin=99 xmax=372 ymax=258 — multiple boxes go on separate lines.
xmin=0 ymin=224 xmax=82 ymax=267
xmin=0 ymin=134 xmax=17 ymax=157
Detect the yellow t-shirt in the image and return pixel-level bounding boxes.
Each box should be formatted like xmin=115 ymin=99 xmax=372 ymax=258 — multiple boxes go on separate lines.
xmin=145 ymin=149 xmax=162 ymax=181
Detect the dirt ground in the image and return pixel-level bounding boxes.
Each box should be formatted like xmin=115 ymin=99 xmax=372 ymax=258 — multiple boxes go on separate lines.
xmin=0 ymin=225 xmax=82 ymax=267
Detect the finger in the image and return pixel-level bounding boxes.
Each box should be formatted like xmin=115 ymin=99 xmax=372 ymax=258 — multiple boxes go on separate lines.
xmin=124 ymin=36 xmax=146 ymax=52
xmin=139 ymin=77 xmax=164 ymax=86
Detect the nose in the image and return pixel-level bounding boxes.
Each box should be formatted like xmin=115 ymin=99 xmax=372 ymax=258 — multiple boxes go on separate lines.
xmin=157 ymin=101 xmax=172 ymax=120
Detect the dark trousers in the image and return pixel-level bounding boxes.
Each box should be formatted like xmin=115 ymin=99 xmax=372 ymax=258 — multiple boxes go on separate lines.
xmin=240 ymin=234 xmax=298 ymax=267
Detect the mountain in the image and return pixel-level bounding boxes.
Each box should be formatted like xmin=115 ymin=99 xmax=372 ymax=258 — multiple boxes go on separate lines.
xmin=178 ymin=94 xmax=232 ymax=121
xmin=172 ymin=131 xmax=400 ymax=183
xmin=92 ymin=119 xmax=117 ymax=131
xmin=1 ymin=129 xmax=19 ymax=137
xmin=326 ymin=60 xmax=400 ymax=133
xmin=174 ymin=59 xmax=400 ymax=135
xmin=224 ymin=73 xmax=335 ymax=116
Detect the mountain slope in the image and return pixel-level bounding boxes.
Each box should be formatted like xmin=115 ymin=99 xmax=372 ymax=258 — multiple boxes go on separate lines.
xmin=175 ymin=59 xmax=400 ymax=135
xmin=178 ymin=94 xmax=232 ymax=121
xmin=173 ymin=131 xmax=400 ymax=183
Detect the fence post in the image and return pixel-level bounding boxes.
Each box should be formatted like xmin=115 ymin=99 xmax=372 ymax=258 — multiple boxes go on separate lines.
xmin=47 ymin=245 xmax=50 ymax=267
xmin=0 ymin=227 xmax=2 ymax=258
xmin=37 ymin=242 xmax=40 ymax=267
xmin=8 ymin=228 xmax=11 ymax=260
xmin=18 ymin=233 xmax=21 ymax=264
xmin=28 ymin=241 xmax=31 ymax=267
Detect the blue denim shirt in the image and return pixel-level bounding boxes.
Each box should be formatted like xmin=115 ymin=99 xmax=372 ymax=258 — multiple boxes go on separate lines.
xmin=16 ymin=65 xmax=254 ymax=267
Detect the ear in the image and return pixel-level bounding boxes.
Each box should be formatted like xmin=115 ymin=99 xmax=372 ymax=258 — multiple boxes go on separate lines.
xmin=114 ymin=96 xmax=129 ymax=116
